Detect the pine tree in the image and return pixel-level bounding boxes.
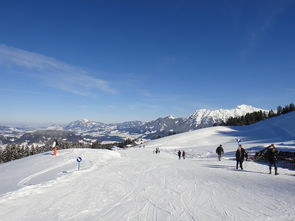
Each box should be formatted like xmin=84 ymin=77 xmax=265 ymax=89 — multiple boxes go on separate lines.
xmin=282 ymin=105 xmax=289 ymax=114
xmin=0 ymin=148 xmax=3 ymax=163
xmin=277 ymin=105 xmax=283 ymax=115
xmin=268 ymin=109 xmax=275 ymax=118
xmin=289 ymin=103 xmax=295 ymax=112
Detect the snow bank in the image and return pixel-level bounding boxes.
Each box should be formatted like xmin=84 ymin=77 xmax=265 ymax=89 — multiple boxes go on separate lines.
xmin=0 ymin=149 xmax=121 ymax=195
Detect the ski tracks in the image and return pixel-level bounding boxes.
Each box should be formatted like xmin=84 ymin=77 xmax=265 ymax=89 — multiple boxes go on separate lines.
xmin=17 ymin=159 xmax=74 ymax=186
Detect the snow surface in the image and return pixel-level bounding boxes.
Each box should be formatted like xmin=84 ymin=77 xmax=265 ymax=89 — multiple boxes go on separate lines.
xmin=1 ymin=112 xmax=295 ymax=220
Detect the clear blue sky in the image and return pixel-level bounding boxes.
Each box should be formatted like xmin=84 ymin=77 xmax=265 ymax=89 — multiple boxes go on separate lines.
xmin=0 ymin=0 xmax=294 ymax=124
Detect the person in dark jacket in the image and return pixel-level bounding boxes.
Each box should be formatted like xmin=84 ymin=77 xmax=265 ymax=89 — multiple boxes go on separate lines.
xmin=178 ymin=150 xmax=181 ymax=159
xmin=216 ymin=145 xmax=224 ymax=161
xmin=236 ymin=144 xmax=246 ymax=170
xmin=182 ymin=150 xmax=186 ymax=160
xmin=266 ymin=144 xmax=279 ymax=175
xmin=244 ymin=151 xmax=248 ymax=161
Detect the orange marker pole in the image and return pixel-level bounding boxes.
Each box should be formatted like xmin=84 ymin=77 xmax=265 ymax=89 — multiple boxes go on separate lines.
xmin=54 ymin=147 xmax=57 ymax=156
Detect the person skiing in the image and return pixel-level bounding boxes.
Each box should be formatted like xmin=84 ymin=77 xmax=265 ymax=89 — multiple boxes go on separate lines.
xmin=266 ymin=144 xmax=279 ymax=175
xmin=178 ymin=150 xmax=181 ymax=159
xmin=236 ymin=144 xmax=246 ymax=170
xmin=182 ymin=150 xmax=186 ymax=160
xmin=216 ymin=144 xmax=224 ymax=161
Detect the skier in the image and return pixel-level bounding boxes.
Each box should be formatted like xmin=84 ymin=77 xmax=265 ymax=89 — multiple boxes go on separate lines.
xmin=216 ymin=144 xmax=224 ymax=161
xmin=266 ymin=144 xmax=279 ymax=175
xmin=52 ymin=139 xmax=58 ymax=156
xmin=182 ymin=150 xmax=186 ymax=160
xmin=236 ymin=144 xmax=246 ymax=170
xmin=178 ymin=150 xmax=181 ymax=159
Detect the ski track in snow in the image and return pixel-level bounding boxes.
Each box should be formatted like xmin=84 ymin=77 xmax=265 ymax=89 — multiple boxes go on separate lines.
xmin=17 ymin=159 xmax=74 ymax=187
xmin=1 ymin=121 xmax=295 ymax=221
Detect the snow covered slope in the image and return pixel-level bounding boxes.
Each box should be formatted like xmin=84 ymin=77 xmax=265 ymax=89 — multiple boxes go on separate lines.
xmin=0 ymin=112 xmax=294 ymax=221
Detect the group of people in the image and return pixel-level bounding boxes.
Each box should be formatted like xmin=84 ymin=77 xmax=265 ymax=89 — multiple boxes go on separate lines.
xmin=152 ymin=143 xmax=279 ymax=174
xmin=178 ymin=150 xmax=186 ymax=160
xmin=216 ymin=144 xmax=249 ymax=170
xmin=153 ymin=147 xmax=160 ymax=154
xmin=216 ymin=143 xmax=279 ymax=175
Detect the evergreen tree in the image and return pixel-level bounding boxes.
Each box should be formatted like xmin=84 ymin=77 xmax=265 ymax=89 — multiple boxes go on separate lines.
xmin=289 ymin=103 xmax=295 ymax=112
xmin=268 ymin=109 xmax=275 ymax=118
xmin=0 ymin=148 xmax=3 ymax=163
xmin=277 ymin=105 xmax=283 ymax=115
xmin=282 ymin=105 xmax=289 ymax=114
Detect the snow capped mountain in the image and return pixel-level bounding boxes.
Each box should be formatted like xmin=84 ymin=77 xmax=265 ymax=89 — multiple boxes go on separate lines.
xmin=137 ymin=105 xmax=266 ymax=138
xmin=185 ymin=104 xmax=265 ymax=129
xmin=64 ymin=119 xmax=108 ymax=131
xmin=139 ymin=116 xmax=183 ymax=134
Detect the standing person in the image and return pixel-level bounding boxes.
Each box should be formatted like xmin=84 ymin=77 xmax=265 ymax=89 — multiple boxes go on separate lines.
xmin=216 ymin=144 xmax=224 ymax=161
xmin=182 ymin=150 xmax=186 ymax=160
xmin=245 ymin=151 xmax=248 ymax=161
xmin=178 ymin=150 xmax=181 ymax=159
xmin=266 ymin=144 xmax=279 ymax=175
xmin=52 ymin=139 xmax=58 ymax=156
xmin=236 ymin=144 xmax=246 ymax=170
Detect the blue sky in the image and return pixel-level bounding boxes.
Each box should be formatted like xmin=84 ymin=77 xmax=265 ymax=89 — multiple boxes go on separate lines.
xmin=0 ymin=0 xmax=295 ymax=124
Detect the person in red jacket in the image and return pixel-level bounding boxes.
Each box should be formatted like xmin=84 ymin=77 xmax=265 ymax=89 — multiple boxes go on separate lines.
xmin=52 ymin=139 xmax=58 ymax=156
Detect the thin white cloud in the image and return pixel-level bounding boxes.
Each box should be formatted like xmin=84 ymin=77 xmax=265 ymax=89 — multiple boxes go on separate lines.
xmin=0 ymin=44 xmax=117 ymax=96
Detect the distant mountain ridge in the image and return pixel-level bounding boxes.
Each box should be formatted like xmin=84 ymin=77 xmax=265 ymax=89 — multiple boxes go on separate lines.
xmin=0 ymin=105 xmax=266 ymax=144
xmin=62 ymin=104 xmax=266 ymax=139
xmin=184 ymin=104 xmax=265 ymax=129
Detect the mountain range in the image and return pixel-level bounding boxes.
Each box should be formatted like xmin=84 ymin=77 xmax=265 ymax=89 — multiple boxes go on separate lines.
xmin=0 ymin=105 xmax=266 ymax=145
xmin=63 ymin=104 xmax=265 ymax=138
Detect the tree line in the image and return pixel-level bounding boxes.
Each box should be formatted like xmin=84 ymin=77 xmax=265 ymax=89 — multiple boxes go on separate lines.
xmin=221 ymin=103 xmax=295 ymax=126
xmin=0 ymin=138 xmax=135 ymax=164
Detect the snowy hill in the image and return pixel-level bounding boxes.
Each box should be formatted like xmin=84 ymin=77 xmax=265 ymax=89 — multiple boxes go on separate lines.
xmin=0 ymin=112 xmax=295 ymax=220
xmin=146 ymin=111 xmax=295 ymax=153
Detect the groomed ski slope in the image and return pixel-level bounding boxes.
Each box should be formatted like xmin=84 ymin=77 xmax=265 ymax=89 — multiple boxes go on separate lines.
xmin=0 ymin=112 xmax=295 ymax=221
